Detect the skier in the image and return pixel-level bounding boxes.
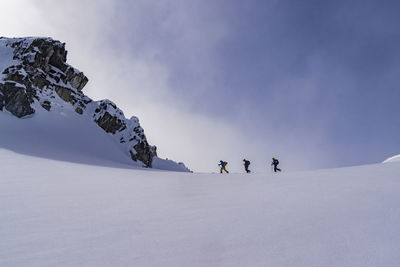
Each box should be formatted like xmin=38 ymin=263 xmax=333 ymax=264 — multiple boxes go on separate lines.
xmin=243 ymin=159 xmax=251 ymax=173
xmin=271 ymin=157 xmax=281 ymax=172
xmin=219 ymin=160 xmax=229 ymax=173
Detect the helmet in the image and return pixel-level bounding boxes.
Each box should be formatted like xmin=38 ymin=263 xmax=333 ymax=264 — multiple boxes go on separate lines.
xmin=272 ymin=157 xmax=275 ymax=159
xmin=243 ymin=159 xmax=246 ymax=161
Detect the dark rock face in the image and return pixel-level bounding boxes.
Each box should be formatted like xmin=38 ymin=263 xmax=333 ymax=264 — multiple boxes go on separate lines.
xmin=0 ymin=37 xmax=156 ymax=167
xmin=131 ymin=142 xmax=157 ymax=168
xmin=95 ymin=112 xmax=124 ymax=134
xmin=0 ymin=82 xmax=35 ymax=117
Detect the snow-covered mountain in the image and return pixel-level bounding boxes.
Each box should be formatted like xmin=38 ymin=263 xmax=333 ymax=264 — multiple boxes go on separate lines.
xmin=0 ymin=37 xmax=189 ymax=171
xmin=1 ymin=148 xmax=400 ymax=266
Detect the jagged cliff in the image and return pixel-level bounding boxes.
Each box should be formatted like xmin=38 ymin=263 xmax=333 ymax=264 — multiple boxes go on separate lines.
xmin=0 ymin=37 xmax=160 ymax=168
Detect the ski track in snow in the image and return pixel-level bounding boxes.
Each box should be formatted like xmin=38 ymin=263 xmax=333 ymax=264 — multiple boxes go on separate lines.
xmin=1 ymin=149 xmax=400 ymax=267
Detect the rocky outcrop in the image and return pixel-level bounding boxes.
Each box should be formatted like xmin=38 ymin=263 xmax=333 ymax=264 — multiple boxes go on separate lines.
xmin=92 ymin=99 xmax=157 ymax=167
xmin=0 ymin=37 xmax=157 ymax=167
xmin=0 ymin=38 xmax=89 ymax=117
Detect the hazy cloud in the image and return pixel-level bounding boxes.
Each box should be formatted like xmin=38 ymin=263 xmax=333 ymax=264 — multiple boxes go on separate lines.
xmin=1 ymin=0 xmax=399 ymax=172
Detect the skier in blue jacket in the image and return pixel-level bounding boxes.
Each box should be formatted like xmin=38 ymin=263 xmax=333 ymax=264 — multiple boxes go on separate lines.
xmin=271 ymin=157 xmax=281 ymax=172
xmin=243 ymin=159 xmax=251 ymax=173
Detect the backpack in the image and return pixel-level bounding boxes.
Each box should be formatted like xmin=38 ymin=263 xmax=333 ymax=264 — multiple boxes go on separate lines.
xmin=245 ymin=160 xmax=250 ymax=165
xmin=224 ymin=161 xmax=228 ymax=166
xmin=275 ymin=159 xmax=279 ymax=164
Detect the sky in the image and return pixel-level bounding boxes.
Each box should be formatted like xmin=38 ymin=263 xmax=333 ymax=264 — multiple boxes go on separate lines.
xmin=1 ymin=0 xmax=399 ymax=172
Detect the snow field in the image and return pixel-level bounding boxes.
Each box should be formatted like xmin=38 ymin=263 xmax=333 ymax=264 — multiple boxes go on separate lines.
xmin=1 ymin=149 xmax=400 ymax=266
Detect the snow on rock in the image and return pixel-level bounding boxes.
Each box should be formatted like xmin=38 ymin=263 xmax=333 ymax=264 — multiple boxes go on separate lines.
xmin=0 ymin=37 xmax=189 ymax=171
xmin=383 ymin=154 xmax=400 ymax=163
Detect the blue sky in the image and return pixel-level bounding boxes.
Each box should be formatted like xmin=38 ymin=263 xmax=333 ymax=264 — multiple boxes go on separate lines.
xmin=1 ymin=0 xmax=399 ymax=172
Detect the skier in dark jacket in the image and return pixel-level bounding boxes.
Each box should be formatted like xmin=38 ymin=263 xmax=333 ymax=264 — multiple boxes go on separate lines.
xmin=271 ymin=157 xmax=281 ymax=172
xmin=243 ymin=159 xmax=251 ymax=173
xmin=219 ymin=160 xmax=229 ymax=173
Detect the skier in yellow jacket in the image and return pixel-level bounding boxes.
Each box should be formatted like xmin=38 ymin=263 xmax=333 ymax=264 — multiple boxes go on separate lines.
xmin=218 ymin=160 xmax=229 ymax=173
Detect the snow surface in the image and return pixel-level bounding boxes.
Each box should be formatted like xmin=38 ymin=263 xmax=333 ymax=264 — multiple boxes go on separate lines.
xmin=383 ymin=154 xmax=400 ymax=163
xmin=1 ymin=148 xmax=400 ymax=267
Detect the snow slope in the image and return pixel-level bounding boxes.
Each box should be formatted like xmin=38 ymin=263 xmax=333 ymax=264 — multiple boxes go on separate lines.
xmin=0 ymin=106 xmax=141 ymax=168
xmin=0 ymin=107 xmax=189 ymax=171
xmin=383 ymin=154 xmax=400 ymax=163
xmin=1 ymin=149 xmax=400 ymax=267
